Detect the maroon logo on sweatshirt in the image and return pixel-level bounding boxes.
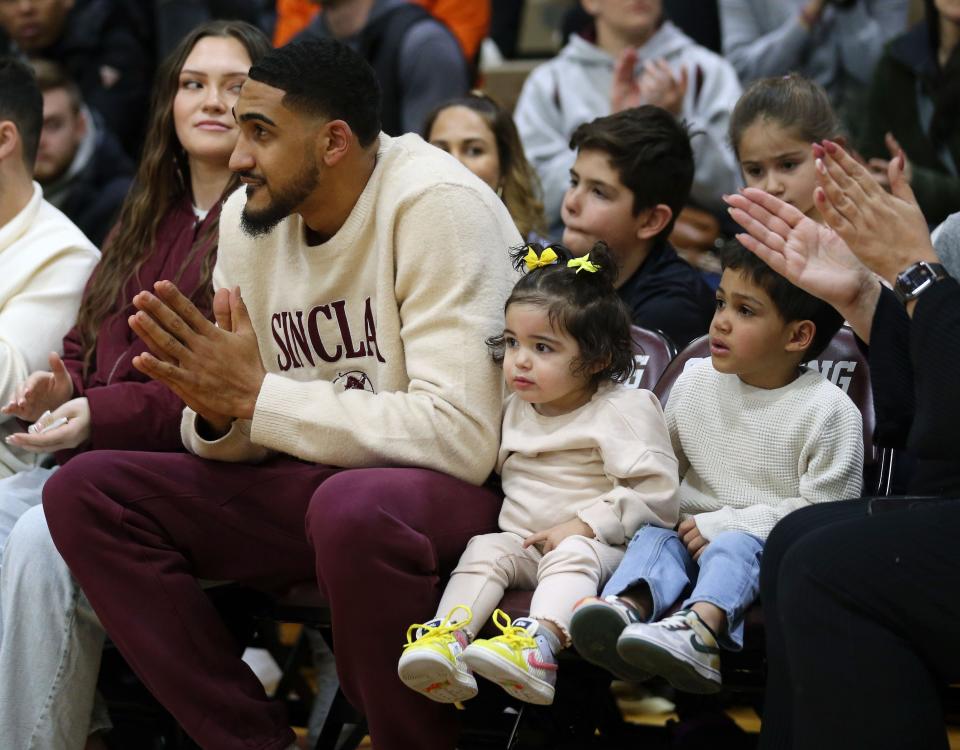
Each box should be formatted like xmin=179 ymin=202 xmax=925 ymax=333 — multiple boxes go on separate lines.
xmin=270 ymin=297 xmax=386 ymax=371
xmin=333 ymin=370 xmax=375 ymax=393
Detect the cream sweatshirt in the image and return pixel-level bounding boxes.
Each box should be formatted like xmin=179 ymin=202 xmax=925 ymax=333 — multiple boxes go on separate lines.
xmin=666 ymin=360 xmax=864 ymax=541
xmin=496 ymin=384 xmax=680 ymax=546
xmin=0 ymin=183 xmax=99 ymax=477
xmin=182 ymin=134 xmax=521 ymax=485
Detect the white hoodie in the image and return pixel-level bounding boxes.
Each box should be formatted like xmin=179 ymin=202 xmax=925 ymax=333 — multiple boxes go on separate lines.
xmin=514 ymin=22 xmax=742 ymax=236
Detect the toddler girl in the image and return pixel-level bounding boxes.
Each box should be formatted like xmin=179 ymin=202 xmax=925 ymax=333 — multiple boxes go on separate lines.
xmin=397 ymin=241 xmax=679 ymax=706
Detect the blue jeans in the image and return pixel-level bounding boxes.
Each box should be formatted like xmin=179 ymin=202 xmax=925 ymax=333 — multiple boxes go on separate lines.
xmin=602 ymin=526 xmax=764 ymax=649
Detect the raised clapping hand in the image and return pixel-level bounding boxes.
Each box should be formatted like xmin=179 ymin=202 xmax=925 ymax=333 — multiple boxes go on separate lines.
xmin=811 ymin=139 xmax=936 ymax=285
xmin=678 ymin=517 xmax=708 ymax=561
xmin=6 ymin=397 xmax=91 ymax=452
xmin=723 ymin=186 xmax=881 ymax=340
xmin=611 ymin=49 xmax=688 ymax=116
xmin=1 ymin=352 xmax=74 ymax=422
xmin=128 ymin=281 xmax=266 ymax=435
xmin=523 ymin=517 xmax=595 ymax=554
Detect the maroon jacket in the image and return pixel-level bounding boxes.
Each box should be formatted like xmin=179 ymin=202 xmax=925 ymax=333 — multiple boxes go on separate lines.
xmin=57 ymin=195 xmax=221 ymax=463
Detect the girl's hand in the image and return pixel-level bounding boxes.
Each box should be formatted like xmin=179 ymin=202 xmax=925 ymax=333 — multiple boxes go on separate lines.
xmin=523 ymin=518 xmax=595 ymax=554
xmin=6 ymin=397 xmax=91 ymax=453
xmin=678 ymin=518 xmax=709 ymax=561
xmin=1 ymin=352 xmax=74 ymax=422
xmin=867 ymin=133 xmax=913 ymax=191
xmin=611 ymin=47 xmax=642 ymax=113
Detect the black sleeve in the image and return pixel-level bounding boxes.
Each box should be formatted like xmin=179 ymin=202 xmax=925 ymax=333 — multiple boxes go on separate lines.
xmin=867 ymin=286 xmax=915 ymax=449
xmin=906 ymin=278 xmax=960 ymax=459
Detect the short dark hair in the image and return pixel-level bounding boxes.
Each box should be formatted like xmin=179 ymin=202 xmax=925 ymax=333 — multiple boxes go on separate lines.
xmin=719 ymin=241 xmax=843 ymax=360
xmin=569 ymin=106 xmax=694 ymax=239
xmin=487 ymin=241 xmax=636 ymax=384
xmin=0 ymin=57 xmax=43 ymax=168
xmin=30 ymin=58 xmax=83 ymax=112
xmin=248 ymin=38 xmax=381 ymax=147
xmin=729 ymin=74 xmax=841 ymax=160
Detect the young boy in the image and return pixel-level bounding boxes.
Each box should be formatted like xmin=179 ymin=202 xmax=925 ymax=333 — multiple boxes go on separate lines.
xmin=514 ymin=0 xmax=740 ymax=236
xmin=569 ymin=242 xmax=865 ymax=693
xmin=562 ymin=106 xmax=715 ymax=348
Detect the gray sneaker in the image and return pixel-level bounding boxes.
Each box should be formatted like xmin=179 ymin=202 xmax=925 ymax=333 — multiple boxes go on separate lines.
xmin=617 ymin=609 xmax=721 ymax=694
xmin=569 ymin=596 xmax=652 ymax=683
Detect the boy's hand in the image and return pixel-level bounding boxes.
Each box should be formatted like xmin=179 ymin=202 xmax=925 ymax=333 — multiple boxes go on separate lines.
xmin=678 ymin=518 xmax=709 ymax=561
xmin=523 ymin=518 xmax=595 ymax=554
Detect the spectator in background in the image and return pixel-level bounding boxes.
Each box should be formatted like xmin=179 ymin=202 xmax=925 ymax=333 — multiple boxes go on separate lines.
xmin=719 ymin=0 xmax=909 ymax=126
xmin=276 ymin=0 xmax=489 ymax=61
xmin=0 ymin=56 xmax=99 ymax=478
xmin=31 ymin=60 xmax=133 ymax=248
xmin=514 ymin=0 xmax=741 ymax=240
xmin=296 ymin=0 xmax=469 ymax=134
xmin=855 ymin=0 xmax=960 ymax=227
xmin=560 ymin=107 xmax=716 ymax=349
xmin=424 ymin=92 xmax=546 ymax=240
xmin=0 ymin=0 xmax=153 ymax=158
xmin=413 ymin=0 xmax=489 ymax=63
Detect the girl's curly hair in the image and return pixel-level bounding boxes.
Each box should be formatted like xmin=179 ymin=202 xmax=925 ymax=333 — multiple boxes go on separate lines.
xmin=487 ymin=241 xmax=635 ymax=384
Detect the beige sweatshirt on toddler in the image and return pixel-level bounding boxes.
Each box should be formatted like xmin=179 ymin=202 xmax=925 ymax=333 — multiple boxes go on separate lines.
xmin=496 ymin=383 xmax=680 ymax=546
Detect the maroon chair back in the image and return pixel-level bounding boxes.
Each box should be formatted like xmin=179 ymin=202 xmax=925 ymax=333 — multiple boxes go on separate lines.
xmin=623 ymin=326 xmax=676 ymax=391
xmin=652 ymin=334 xmax=710 ymax=404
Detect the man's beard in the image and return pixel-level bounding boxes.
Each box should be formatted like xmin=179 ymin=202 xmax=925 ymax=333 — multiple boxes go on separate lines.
xmin=240 ymin=159 xmax=319 ymax=238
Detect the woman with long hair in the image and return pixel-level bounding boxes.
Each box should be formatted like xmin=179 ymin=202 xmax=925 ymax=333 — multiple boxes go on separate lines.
xmin=423 ymin=91 xmax=547 ymax=241
xmin=0 ymin=20 xmax=271 ymax=750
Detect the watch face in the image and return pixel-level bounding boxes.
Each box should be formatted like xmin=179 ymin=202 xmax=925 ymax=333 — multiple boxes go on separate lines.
xmin=901 ymin=264 xmax=936 ymax=287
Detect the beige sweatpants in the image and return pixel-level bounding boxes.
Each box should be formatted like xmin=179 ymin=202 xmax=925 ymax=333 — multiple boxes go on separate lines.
xmin=436 ymin=531 xmax=625 ymax=645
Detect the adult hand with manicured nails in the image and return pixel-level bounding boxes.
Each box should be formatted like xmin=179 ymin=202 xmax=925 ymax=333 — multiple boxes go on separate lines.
xmin=129 ymin=280 xmax=266 ymax=434
xmin=724 ymin=187 xmax=880 ymax=341
xmin=813 ymin=139 xmax=937 ymax=285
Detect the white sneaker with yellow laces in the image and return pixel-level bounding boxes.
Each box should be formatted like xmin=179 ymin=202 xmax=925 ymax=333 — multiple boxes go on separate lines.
xmin=398 ymin=605 xmax=478 ymax=703
xmin=461 ymin=610 xmax=558 ymax=705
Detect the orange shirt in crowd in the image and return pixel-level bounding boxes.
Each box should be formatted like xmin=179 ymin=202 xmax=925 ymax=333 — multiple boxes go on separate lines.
xmin=273 ymin=0 xmax=490 ymax=60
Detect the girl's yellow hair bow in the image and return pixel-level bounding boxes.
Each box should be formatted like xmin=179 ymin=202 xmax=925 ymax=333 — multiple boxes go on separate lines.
xmin=524 ymin=246 xmax=559 ymax=270
xmin=567 ymin=254 xmax=600 ymax=273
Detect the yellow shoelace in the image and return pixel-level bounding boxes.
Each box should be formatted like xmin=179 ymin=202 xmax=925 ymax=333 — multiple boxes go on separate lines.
xmin=403 ymin=604 xmax=473 ymax=651
xmin=487 ymin=609 xmax=537 ymax=669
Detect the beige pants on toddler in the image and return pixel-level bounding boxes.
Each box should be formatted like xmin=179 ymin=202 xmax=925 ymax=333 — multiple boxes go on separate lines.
xmin=436 ymin=531 xmax=625 ymax=645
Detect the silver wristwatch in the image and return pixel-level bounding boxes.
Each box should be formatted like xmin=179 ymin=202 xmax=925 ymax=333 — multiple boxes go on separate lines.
xmin=893 ymin=261 xmax=949 ymax=304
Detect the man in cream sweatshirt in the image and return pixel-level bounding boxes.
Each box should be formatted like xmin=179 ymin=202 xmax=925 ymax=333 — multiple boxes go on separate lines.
xmin=0 ymin=58 xmax=99 ymax=478
xmin=43 ymin=39 xmax=519 ymax=750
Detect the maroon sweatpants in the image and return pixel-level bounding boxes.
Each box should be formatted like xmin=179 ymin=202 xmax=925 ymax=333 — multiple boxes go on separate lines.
xmin=42 ymin=450 xmax=501 ymax=750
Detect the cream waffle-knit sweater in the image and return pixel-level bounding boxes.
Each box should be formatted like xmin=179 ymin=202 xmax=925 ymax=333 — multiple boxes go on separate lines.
xmin=181 ymin=133 xmax=521 ymax=484
xmin=666 ymin=359 xmax=864 ymax=541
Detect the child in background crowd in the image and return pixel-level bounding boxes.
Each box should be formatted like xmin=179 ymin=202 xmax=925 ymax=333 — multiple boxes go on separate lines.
xmin=570 ymin=242 xmax=864 ymax=694
xmin=398 ymin=241 xmax=679 ymax=706
xmin=560 ymin=106 xmax=716 ymax=349
xmin=729 ymin=74 xmax=845 ymax=223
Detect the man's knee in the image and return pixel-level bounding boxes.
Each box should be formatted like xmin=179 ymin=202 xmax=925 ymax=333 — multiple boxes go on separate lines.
xmin=42 ymin=452 xmax=126 ymax=557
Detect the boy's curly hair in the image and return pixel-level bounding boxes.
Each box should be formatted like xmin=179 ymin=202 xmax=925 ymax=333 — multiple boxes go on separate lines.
xmin=487 ymin=241 xmax=636 ymax=384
